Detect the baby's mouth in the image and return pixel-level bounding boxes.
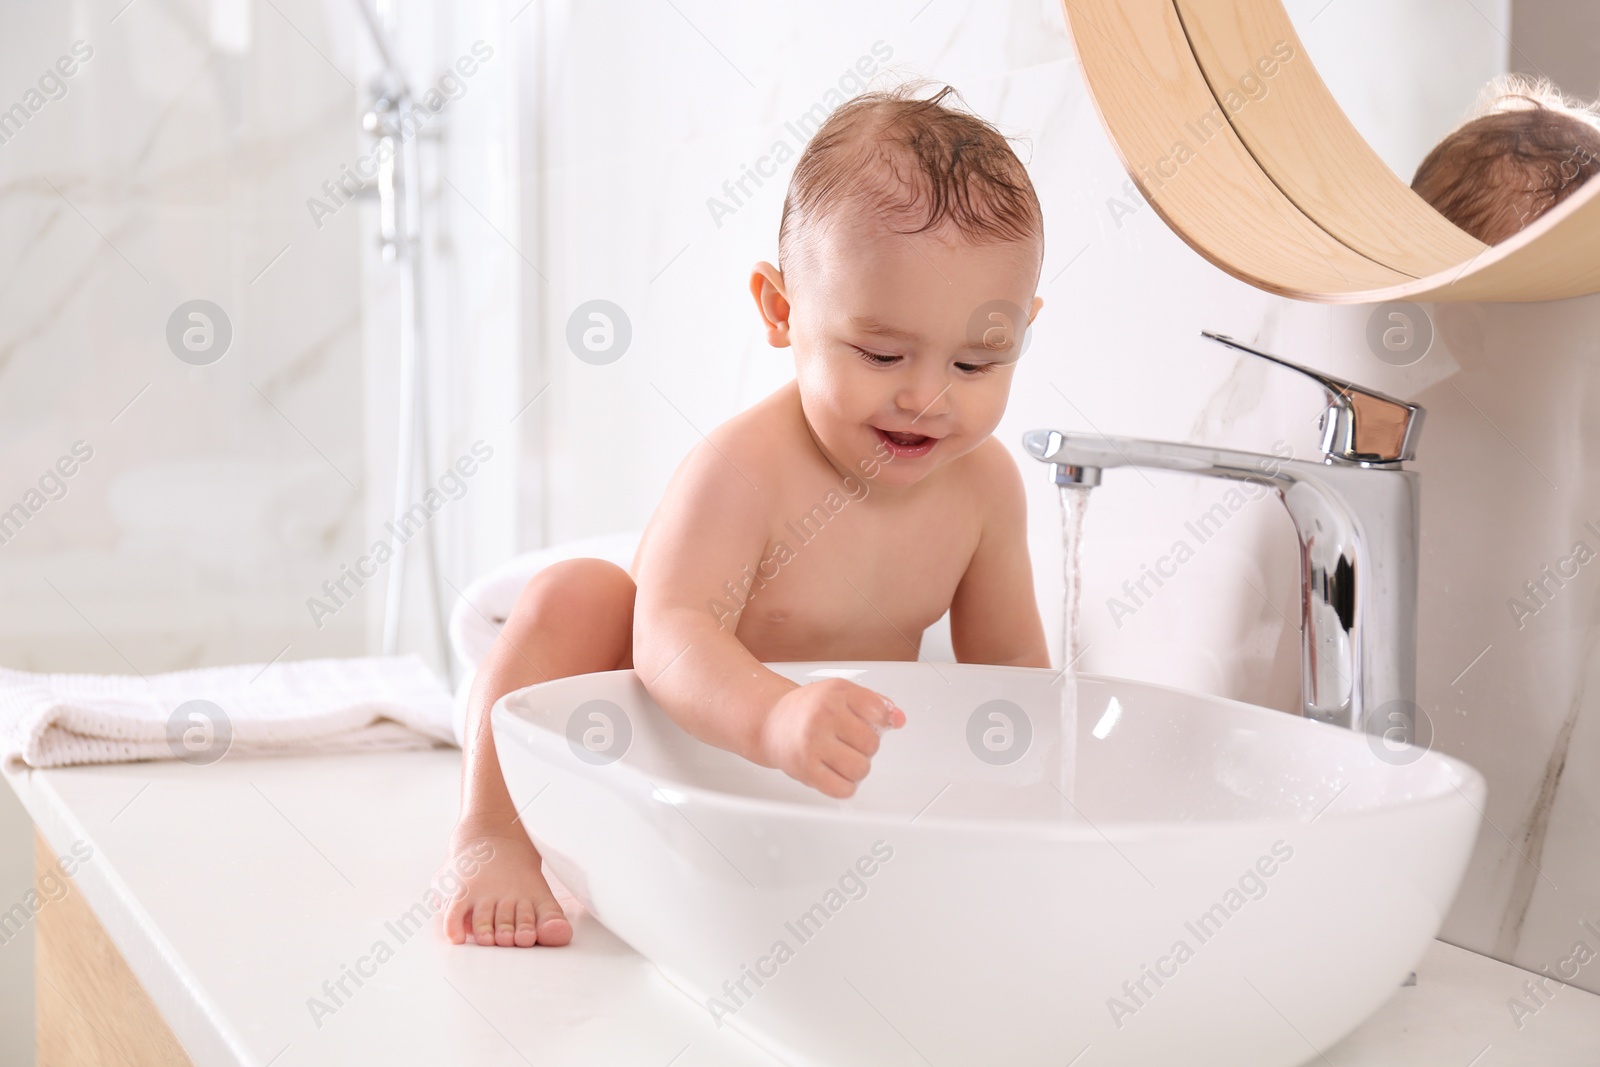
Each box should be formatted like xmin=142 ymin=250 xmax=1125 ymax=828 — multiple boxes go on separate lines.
xmin=872 ymin=426 xmax=940 ymax=455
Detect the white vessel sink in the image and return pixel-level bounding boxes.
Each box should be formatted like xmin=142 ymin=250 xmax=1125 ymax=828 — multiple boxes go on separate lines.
xmin=493 ymin=663 xmax=1484 ymax=1067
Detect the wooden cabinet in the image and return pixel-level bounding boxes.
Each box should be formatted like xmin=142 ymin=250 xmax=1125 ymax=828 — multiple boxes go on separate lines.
xmin=33 ymin=831 xmax=193 ymax=1067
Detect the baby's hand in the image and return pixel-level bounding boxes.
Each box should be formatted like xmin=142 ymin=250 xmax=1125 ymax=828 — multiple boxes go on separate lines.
xmin=760 ymin=679 xmax=906 ymax=798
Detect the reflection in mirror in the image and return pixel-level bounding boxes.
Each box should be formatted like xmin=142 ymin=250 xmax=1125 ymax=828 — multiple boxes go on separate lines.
xmin=1285 ymin=0 xmax=1509 ymax=181
xmin=1289 ymin=0 xmax=1600 ymax=247
xmin=1410 ymin=75 xmax=1600 ymax=245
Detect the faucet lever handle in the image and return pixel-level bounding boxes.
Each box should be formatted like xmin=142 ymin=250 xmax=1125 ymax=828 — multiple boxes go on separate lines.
xmin=1200 ymin=331 xmax=1424 ymax=465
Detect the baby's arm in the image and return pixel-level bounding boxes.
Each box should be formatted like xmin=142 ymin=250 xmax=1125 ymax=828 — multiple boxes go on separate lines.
xmin=948 ymin=440 xmax=1052 ymax=668
xmin=631 ymin=438 xmax=903 ymax=796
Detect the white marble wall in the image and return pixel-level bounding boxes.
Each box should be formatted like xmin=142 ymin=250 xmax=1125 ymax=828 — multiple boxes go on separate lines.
xmin=0 ymin=0 xmax=523 ymax=681
xmin=0 ymin=0 xmax=524 ymax=1055
xmin=0 ymin=0 xmax=366 ymax=670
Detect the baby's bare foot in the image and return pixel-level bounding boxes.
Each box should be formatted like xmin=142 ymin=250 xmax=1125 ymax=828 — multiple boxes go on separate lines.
xmin=440 ymin=824 xmax=573 ymax=948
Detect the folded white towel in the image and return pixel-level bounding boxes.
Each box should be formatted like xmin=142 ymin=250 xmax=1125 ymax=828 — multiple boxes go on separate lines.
xmin=0 ymin=653 xmax=457 ymax=769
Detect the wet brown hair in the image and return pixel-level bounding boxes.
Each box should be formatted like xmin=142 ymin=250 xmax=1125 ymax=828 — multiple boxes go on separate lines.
xmin=1412 ymin=74 xmax=1600 ymax=245
xmin=777 ymin=81 xmax=1044 ymax=284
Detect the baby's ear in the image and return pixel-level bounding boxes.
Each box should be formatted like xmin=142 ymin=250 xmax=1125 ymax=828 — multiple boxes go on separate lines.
xmin=749 ymin=262 xmax=792 ymax=347
xmin=1027 ymin=295 xmax=1044 ymax=325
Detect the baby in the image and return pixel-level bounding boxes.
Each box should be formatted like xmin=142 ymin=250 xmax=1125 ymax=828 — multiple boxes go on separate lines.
xmin=440 ymin=81 xmax=1051 ymax=948
xmin=1412 ymin=73 xmax=1600 ymax=244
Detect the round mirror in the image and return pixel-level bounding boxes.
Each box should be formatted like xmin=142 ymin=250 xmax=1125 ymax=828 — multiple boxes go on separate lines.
xmin=1061 ymin=0 xmax=1600 ymax=302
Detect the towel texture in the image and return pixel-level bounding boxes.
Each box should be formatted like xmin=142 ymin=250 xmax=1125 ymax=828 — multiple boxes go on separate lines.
xmin=0 ymin=653 xmax=456 ymax=769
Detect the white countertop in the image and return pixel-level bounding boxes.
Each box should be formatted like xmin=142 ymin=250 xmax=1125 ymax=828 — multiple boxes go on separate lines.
xmin=5 ymin=748 xmax=1598 ymax=1066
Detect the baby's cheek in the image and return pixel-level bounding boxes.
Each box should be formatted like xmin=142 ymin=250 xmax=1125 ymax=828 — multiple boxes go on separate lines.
xmin=970 ymin=391 xmax=1010 ymax=436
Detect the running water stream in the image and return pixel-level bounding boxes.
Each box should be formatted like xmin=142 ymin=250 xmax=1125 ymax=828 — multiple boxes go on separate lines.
xmin=1057 ymin=484 xmax=1092 ymax=807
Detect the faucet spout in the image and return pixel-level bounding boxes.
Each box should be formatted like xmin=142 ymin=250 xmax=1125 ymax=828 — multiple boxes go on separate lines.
xmin=1023 ymin=428 xmax=1420 ymax=735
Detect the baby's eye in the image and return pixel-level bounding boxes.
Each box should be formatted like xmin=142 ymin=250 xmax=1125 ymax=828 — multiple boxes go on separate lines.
xmin=853 ymin=347 xmax=900 ymax=367
xmin=956 ymin=361 xmax=997 ymax=375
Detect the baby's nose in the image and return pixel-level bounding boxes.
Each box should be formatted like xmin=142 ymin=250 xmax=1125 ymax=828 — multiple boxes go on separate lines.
xmin=896 ymin=377 xmax=953 ymax=421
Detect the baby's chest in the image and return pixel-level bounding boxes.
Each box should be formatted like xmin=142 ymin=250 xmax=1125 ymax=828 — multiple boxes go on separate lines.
xmin=745 ymin=501 xmax=980 ymax=632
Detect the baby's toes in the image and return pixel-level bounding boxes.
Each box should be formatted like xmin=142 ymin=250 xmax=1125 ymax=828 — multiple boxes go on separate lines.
xmin=443 ymin=892 xmax=470 ymax=944
xmin=513 ymin=899 xmax=539 ymax=947
xmin=534 ymin=897 xmax=572 ymax=947
xmin=493 ymin=897 xmax=518 ymax=947
xmin=471 ymin=901 xmax=498 ymax=946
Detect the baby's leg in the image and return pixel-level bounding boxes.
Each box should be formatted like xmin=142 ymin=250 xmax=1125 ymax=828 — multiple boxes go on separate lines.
xmin=441 ymin=557 xmax=634 ymax=947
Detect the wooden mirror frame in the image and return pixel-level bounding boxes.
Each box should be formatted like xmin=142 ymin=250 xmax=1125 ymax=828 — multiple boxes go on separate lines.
xmin=1062 ymin=0 xmax=1600 ymax=303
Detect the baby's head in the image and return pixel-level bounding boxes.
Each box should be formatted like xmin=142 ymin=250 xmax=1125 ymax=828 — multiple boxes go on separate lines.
xmin=751 ymin=82 xmax=1045 ymax=488
xmin=1412 ymin=73 xmax=1600 ymax=245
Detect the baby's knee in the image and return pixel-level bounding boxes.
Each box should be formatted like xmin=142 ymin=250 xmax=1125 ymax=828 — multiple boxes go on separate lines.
xmin=517 ymin=557 xmax=635 ymax=622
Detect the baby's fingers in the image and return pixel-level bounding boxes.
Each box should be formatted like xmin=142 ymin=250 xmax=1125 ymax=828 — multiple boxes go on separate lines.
xmin=801 ymin=751 xmax=863 ymax=798
xmin=854 ymin=687 xmax=906 ymax=733
xmin=835 ymin=708 xmax=883 ymax=758
xmin=820 ymin=738 xmax=872 ymax=785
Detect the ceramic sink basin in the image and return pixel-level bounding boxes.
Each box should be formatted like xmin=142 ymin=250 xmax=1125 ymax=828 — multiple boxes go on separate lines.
xmin=492 ymin=662 xmax=1484 ymax=1067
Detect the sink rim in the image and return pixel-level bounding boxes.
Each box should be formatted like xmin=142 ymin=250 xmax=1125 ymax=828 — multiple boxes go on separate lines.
xmin=494 ymin=660 xmax=1487 ymax=842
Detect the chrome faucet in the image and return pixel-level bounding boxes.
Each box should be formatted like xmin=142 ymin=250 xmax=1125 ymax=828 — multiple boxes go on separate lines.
xmin=1024 ymin=330 xmax=1425 ymax=737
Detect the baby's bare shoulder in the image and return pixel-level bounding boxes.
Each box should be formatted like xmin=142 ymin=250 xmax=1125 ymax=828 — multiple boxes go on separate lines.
xmin=634 ymin=390 xmax=798 ymax=581
xmin=658 ymin=384 xmax=799 ymax=506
